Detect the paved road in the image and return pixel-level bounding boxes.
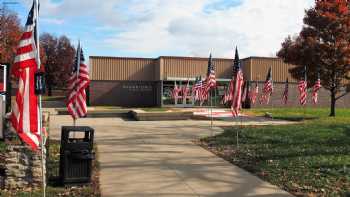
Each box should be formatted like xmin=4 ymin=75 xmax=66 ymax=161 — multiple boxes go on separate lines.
xmin=49 ymin=115 xmax=293 ymax=197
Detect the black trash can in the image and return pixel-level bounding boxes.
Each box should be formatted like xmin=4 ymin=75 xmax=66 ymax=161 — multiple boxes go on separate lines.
xmin=59 ymin=126 xmax=95 ymax=185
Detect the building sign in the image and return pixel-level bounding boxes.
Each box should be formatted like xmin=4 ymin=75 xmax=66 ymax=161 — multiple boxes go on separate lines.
xmin=122 ymin=84 xmax=153 ymax=92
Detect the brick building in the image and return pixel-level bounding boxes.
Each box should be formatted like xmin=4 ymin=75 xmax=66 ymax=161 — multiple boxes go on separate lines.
xmin=89 ymin=56 xmax=350 ymax=108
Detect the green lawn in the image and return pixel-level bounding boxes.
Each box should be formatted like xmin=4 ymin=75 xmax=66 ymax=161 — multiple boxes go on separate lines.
xmin=201 ymin=108 xmax=350 ymax=197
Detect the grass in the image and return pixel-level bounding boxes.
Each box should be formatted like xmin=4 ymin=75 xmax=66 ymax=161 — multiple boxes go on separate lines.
xmin=0 ymin=140 xmax=100 ymax=197
xmin=242 ymin=107 xmax=350 ymax=120
xmin=200 ymin=108 xmax=350 ymax=197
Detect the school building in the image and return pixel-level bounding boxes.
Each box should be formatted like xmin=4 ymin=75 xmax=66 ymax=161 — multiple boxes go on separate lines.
xmin=88 ymin=56 xmax=350 ymax=108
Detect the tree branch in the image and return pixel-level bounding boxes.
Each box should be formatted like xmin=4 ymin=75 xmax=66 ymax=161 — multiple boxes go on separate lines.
xmin=336 ymin=92 xmax=349 ymax=100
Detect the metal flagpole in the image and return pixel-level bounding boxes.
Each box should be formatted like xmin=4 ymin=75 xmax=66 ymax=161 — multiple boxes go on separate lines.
xmin=210 ymin=90 xmax=213 ymax=136
xmin=304 ymin=66 xmax=307 ymax=121
xmin=34 ymin=0 xmax=46 ymax=196
xmin=73 ymin=41 xmax=81 ymax=127
xmin=271 ymin=67 xmax=274 ymax=119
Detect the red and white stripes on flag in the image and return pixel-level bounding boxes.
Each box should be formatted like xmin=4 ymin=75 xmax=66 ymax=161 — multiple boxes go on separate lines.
xmin=298 ymin=80 xmax=307 ymax=105
xmin=249 ymin=82 xmax=258 ymax=105
xmin=66 ymin=43 xmax=90 ymax=119
xmin=172 ymin=82 xmax=181 ymax=101
xmin=205 ymin=54 xmax=216 ymax=93
xmin=230 ymin=69 xmax=244 ymax=117
xmin=192 ymin=77 xmax=203 ymax=102
xmin=206 ymin=72 xmax=216 ymax=93
xmin=260 ymin=68 xmax=273 ymax=104
xmin=11 ymin=2 xmax=41 ymax=151
xmin=312 ymin=78 xmax=321 ymax=104
xmin=282 ymin=78 xmax=289 ymax=105
xmin=221 ymin=86 xmax=229 ymax=104
xmin=200 ymin=79 xmax=209 ymax=105
xmin=182 ymin=80 xmax=190 ymax=101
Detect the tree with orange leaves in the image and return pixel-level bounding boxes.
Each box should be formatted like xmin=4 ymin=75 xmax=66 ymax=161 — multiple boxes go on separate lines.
xmin=277 ymin=0 xmax=350 ymax=116
xmin=0 ymin=7 xmax=22 ymax=64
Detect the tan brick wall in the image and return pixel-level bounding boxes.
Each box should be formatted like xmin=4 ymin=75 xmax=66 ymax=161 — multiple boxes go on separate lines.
xmin=252 ymin=82 xmax=350 ymax=108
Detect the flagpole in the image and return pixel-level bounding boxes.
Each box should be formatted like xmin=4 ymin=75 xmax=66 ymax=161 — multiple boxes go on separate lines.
xmin=304 ymin=66 xmax=307 ymax=121
xmin=34 ymin=0 xmax=46 ymax=196
xmin=271 ymin=66 xmax=274 ymax=119
xmin=74 ymin=41 xmax=81 ymax=127
xmin=210 ymin=90 xmax=213 ymax=135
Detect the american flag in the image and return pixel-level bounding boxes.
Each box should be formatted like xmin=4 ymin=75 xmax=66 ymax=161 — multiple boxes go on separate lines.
xmin=231 ymin=69 xmax=244 ymax=117
xmin=282 ymin=78 xmax=289 ymax=105
xmin=192 ymin=77 xmax=198 ymax=99
xmin=205 ymin=54 xmax=216 ymax=92
xmin=260 ymin=67 xmax=273 ymax=104
xmin=312 ymin=74 xmax=321 ymax=104
xmin=182 ymin=80 xmax=190 ymax=101
xmin=227 ymin=79 xmax=234 ymax=102
xmin=193 ymin=76 xmax=203 ymax=101
xmin=298 ymin=66 xmax=307 ymax=106
xmin=241 ymin=81 xmax=249 ymax=103
xmin=11 ymin=1 xmax=41 ymax=150
xmin=221 ymin=85 xmax=229 ymax=104
xmin=172 ymin=82 xmax=181 ymax=101
xmin=200 ymin=78 xmax=208 ymax=105
xmin=66 ymin=42 xmax=90 ymax=119
xmin=249 ymin=81 xmax=259 ymax=105
xmin=230 ymin=47 xmax=244 ymax=117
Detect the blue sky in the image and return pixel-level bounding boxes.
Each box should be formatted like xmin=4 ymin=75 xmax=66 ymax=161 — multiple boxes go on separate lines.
xmin=8 ymin=0 xmax=314 ymax=59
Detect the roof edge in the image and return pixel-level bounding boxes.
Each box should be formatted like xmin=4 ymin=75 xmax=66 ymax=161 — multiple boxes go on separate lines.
xmin=241 ymin=56 xmax=280 ymax=61
xmin=89 ymin=56 xmax=156 ymax=60
xmin=89 ymin=55 xmax=283 ymax=61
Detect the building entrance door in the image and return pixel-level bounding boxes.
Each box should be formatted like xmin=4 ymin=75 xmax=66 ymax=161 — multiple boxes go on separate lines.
xmin=174 ymin=81 xmax=194 ymax=108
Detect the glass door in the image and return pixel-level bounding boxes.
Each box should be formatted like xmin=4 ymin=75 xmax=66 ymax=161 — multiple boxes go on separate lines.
xmin=175 ymin=80 xmax=193 ymax=108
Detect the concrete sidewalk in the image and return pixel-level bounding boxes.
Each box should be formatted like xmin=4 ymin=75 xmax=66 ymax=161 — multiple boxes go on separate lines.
xmin=49 ymin=115 xmax=293 ymax=197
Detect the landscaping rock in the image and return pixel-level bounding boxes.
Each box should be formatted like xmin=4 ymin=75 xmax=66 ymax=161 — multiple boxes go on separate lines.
xmin=3 ymin=113 xmax=50 ymax=190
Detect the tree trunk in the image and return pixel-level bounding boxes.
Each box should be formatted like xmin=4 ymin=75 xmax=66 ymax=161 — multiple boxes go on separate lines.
xmin=330 ymin=89 xmax=336 ymax=117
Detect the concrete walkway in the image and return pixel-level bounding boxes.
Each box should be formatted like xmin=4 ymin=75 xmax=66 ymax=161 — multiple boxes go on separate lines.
xmin=49 ymin=115 xmax=294 ymax=197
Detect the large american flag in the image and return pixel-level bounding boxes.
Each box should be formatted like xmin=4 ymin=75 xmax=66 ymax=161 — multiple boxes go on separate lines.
xmin=312 ymin=75 xmax=321 ymax=104
xmin=231 ymin=68 xmax=244 ymax=117
xmin=249 ymin=81 xmax=259 ymax=105
xmin=230 ymin=47 xmax=244 ymax=117
xmin=66 ymin=43 xmax=90 ymax=119
xmin=282 ymin=78 xmax=289 ymax=105
xmin=260 ymin=67 xmax=273 ymax=104
xmin=11 ymin=1 xmax=41 ymax=150
xmin=205 ymin=54 xmax=216 ymax=92
xmin=298 ymin=66 xmax=307 ymax=106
